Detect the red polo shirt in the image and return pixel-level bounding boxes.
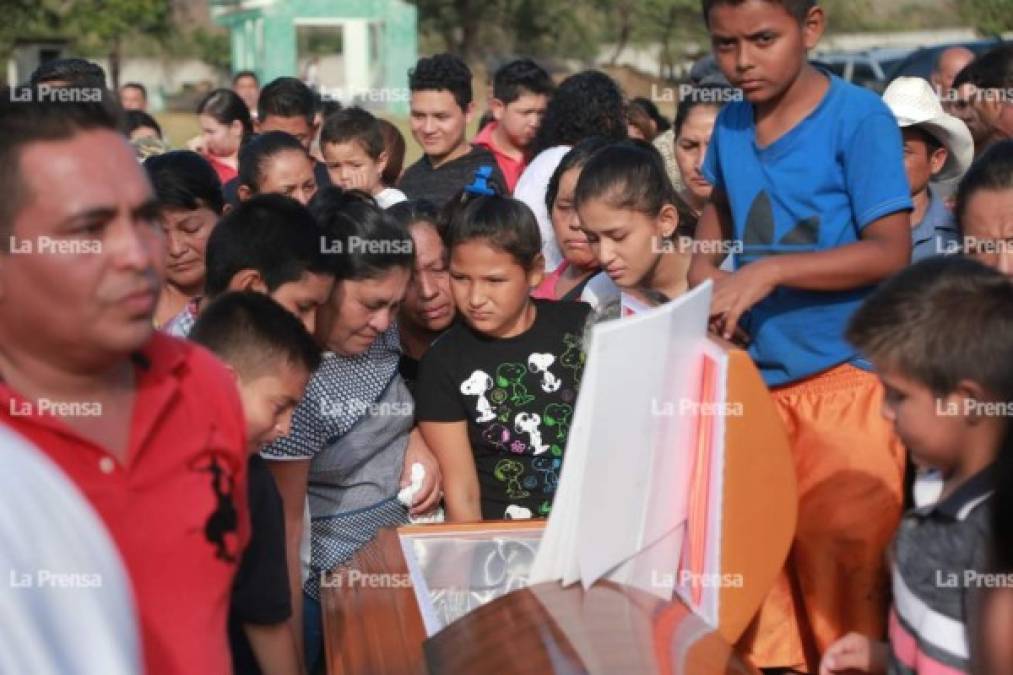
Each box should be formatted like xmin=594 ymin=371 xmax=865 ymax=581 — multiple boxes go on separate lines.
xmin=0 ymin=332 xmax=249 ymax=675
xmin=473 ymin=121 xmax=527 ymax=193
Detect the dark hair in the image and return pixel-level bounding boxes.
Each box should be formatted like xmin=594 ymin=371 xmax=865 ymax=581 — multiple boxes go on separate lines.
xmin=631 ymin=97 xmax=670 ymax=133
xmin=955 ymin=140 xmax=1013 ymax=233
xmin=388 ymin=199 xmax=441 ymax=234
xmin=674 ymin=85 xmax=735 ymax=137
xmin=993 ymin=428 xmax=1013 ymax=573
xmin=238 ymin=131 xmax=310 ymax=193
xmin=408 ymin=53 xmax=473 ymax=111
xmin=701 ymin=0 xmax=817 ymax=25
xmin=493 ymin=58 xmax=554 ymax=104
xmin=953 ymin=45 xmax=1013 ymax=93
xmin=309 ymin=186 xmax=415 ymax=280
xmin=204 ymin=193 xmax=332 ymax=298
xmin=197 ymin=88 xmax=254 ymax=141
xmin=232 ymin=70 xmax=259 ymax=86
xmin=573 ymin=141 xmax=679 ymax=218
xmin=191 ymin=290 xmax=322 ymax=378
xmin=258 ymin=77 xmax=316 ymax=124
xmin=30 ymin=58 xmax=107 ymax=88
xmin=443 ymin=195 xmax=542 ymax=270
xmin=847 ymin=256 xmax=1013 ymax=400
xmin=626 ymin=101 xmax=657 ymax=141
xmin=903 ymin=126 xmax=944 ymax=155
xmin=121 ymin=82 xmax=147 ymax=100
xmin=376 ymin=118 xmax=406 ymax=187
xmin=125 ymin=110 xmax=162 ymax=138
xmin=545 ymin=137 xmax=613 ymax=213
xmin=320 ymin=107 xmax=385 ymax=159
xmin=0 ymin=93 xmax=121 ymax=242
xmin=531 ymin=70 xmax=627 ymax=156
xmin=144 ymin=150 xmax=225 ymax=215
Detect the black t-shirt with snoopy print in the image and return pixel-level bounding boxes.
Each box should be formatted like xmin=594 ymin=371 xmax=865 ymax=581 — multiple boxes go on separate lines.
xmin=415 ymin=299 xmax=590 ymax=520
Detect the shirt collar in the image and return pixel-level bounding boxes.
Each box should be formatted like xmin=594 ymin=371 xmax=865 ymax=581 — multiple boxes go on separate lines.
xmin=924 ymin=462 xmax=996 ymax=520
xmin=911 ymin=188 xmax=956 ymax=245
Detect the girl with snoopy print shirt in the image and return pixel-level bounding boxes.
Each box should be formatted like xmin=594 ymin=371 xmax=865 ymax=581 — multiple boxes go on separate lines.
xmin=415 ymin=185 xmax=590 ymax=521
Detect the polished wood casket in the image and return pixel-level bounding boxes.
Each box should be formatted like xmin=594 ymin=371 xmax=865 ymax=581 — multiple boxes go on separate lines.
xmin=321 ymin=346 xmax=797 ymax=674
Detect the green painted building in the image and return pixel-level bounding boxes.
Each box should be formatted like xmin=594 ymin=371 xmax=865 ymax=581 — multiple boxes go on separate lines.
xmin=212 ymin=0 xmax=417 ymax=113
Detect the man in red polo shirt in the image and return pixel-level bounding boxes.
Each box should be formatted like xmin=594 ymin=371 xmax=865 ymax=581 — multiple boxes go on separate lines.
xmin=473 ymin=58 xmax=554 ymax=193
xmin=0 ymin=89 xmax=249 ymax=674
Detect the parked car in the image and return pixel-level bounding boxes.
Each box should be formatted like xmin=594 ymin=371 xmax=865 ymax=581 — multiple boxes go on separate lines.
xmin=813 ymin=48 xmax=913 ymax=91
xmin=885 ymin=38 xmax=1007 ymax=82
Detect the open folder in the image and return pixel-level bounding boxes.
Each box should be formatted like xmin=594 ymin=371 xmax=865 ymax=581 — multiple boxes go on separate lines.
xmin=530 ymin=281 xmax=729 ymax=628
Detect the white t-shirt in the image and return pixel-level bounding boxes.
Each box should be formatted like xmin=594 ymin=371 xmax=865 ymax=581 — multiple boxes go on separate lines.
xmin=514 ymin=145 xmax=571 ymax=272
xmin=375 ymin=187 xmax=408 ymax=209
xmin=0 ymin=425 xmax=140 ymax=675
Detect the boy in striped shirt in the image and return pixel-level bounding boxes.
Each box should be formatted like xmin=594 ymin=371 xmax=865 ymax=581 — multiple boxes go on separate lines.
xmin=821 ymin=256 xmax=1013 ymax=674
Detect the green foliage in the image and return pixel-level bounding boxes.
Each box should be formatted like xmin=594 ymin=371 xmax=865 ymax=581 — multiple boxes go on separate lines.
xmin=958 ymin=0 xmax=1013 ymax=36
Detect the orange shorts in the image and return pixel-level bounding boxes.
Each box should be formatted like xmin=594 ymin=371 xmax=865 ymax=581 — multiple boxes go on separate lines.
xmin=738 ymin=364 xmax=906 ymax=673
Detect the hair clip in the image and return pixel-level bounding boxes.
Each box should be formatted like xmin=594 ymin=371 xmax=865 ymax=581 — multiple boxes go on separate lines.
xmin=464 ymin=165 xmax=497 ymax=197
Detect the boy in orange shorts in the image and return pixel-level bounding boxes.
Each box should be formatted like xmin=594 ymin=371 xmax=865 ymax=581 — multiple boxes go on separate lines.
xmin=689 ymin=0 xmax=913 ymax=671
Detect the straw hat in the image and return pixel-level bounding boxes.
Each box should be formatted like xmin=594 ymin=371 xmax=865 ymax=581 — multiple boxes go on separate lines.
xmin=882 ymin=76 xmax=974 ymax=182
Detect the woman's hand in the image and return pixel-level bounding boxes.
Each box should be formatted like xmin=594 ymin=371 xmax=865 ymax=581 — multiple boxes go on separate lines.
xmin=401 ymin=428 xmax=443 ymax=516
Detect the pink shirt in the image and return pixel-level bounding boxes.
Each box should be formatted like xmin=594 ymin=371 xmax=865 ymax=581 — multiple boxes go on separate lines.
xmin=473 ymin=122 xmax=526 ymax=193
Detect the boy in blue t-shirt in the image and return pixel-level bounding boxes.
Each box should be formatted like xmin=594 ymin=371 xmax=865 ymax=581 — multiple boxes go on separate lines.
xmin=689 ymin=0 xmax=913 ymax=671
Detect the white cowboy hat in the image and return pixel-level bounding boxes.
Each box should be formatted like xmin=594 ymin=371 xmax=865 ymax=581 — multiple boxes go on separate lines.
xmin=882 ymin=76 xmax=974 ymax=182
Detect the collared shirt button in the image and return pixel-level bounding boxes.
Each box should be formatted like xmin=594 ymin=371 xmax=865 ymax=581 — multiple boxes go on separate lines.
xmin=99 ymin=457 xmax=116 ymax=474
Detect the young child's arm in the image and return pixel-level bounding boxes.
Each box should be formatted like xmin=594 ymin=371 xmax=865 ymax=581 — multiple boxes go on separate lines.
xmin=418 ymin=420 xmax=482 ymax=522
xmin=819 ymin=632 xmax=888 ymax=674
xmin=244 ymin=621 xmax=303 ymax=675
xmin=710 ymin=210 xmax=911 ymax=340
xmin=688 ymin=187 xmax=735 ymax=287
xmin=266 ymin=460 xmax=311 ymax=661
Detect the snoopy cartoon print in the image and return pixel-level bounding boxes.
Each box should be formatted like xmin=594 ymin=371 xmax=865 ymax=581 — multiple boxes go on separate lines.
xmin=514 ymin=412 xmax=550 ymax=455
xmin=527 ymin=352 xmax=562 ymax=393
xmin=504 ymin=504 xmax=532 ymax=519
xmin=460 ymin=370 xmax=496 ymax=423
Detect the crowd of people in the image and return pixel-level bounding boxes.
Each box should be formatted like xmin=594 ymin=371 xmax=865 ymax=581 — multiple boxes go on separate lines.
xmin=3 ymin=0 xmax=1013 ymax=673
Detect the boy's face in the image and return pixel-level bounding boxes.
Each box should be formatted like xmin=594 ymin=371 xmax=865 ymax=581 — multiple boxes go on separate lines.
xmin=707 ymin=0 xmax=823 ymax=106
xmin=901 ymin=128 xmax=947 ymax=197
xmin=409 ymin=90 xmax=473 ymax=161
xmin=237 ymin=360 xmax=310 ymax=452
xmin=321 ymin=140 xmax=386 ymax=195
xmin=492 ymin=92 xmax=548 ymax=150
xmin=268 ymin=272 xmax=335 ymax=335
xmin=258 ymin=115 xmax=317 ymax=152
xmin=876 ymin=364 xmax=969 ymax=473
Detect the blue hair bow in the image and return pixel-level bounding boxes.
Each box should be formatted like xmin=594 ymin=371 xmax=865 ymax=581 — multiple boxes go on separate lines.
xmin=464 ymin=165 xmax=498 ymax=196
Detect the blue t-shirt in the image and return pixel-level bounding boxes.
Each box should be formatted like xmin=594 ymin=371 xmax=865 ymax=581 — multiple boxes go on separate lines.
xmin=702 ymin=73 xmax=912 ymax=386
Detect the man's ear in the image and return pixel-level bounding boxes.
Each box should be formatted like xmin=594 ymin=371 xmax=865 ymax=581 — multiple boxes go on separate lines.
xmin=237 ymin=184 xmax=254 ymax=202
xmin=953 ymin=378 xmax=990 ymax=425
xmin=930 ymin=146 xmax=949 ymax=176
xmin=228 ymin=269 xmax=268 ymax=293
xmin=489 ymin=98 xmax=506 ymax=122
xmin=464 ymin=100 xmax=476 ymax=125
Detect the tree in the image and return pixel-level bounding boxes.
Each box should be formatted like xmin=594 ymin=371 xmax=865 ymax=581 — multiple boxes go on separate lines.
xmin=65 ymin=0 xmax=172 ymax=89
xmin=958 ymin=0 xmax=1013 ymax=36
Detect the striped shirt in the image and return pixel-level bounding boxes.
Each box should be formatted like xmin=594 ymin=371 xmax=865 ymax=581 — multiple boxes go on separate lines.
xmin=889 ymin=464 xmax=995 ymax=674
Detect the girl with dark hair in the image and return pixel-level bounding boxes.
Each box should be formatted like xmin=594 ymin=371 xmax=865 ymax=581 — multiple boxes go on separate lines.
xmin=574 ymin=141 xmax=691 ymax=311
xmin=144 ymin=151 xmax=224 ymax=328
xmin=237 ymin=131 xmax=318 ymax=206
xmin=261 ymin=186 xmax=440 ymax=673
xmin=956 ymin=139 xmax=1013 ymax=277
xmin=197 ymin=88 xmax=255 ymax=184
xmin=414 ymin=192 xmax=591 ymax=523
xmin=515 ymin=70 xmax=628 ymax=273
xmin=531 ymin=137 xmax=619 ymax=310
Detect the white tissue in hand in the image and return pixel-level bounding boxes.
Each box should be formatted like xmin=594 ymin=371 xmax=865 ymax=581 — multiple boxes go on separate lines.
xmin=398 ymin=462 xmax=444 ymax=523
